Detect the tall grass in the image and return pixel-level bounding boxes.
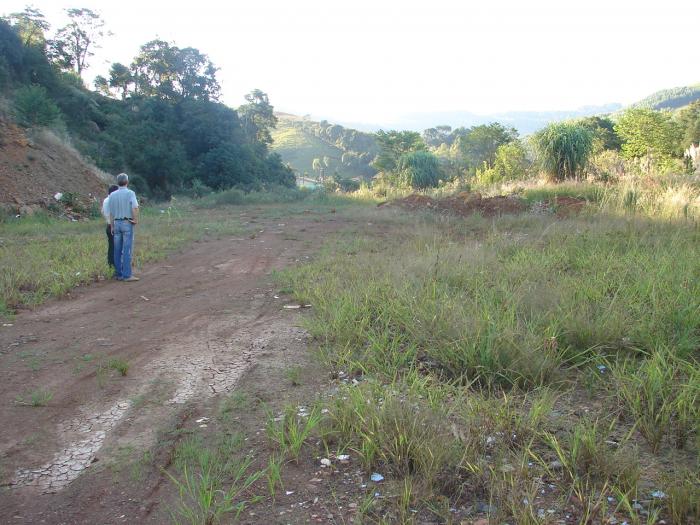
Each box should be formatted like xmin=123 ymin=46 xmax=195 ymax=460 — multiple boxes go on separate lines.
xmin=283 ymin=214 xmax=700 ymax=388
xmin=280 ymin=188 xmax=699 ymax=521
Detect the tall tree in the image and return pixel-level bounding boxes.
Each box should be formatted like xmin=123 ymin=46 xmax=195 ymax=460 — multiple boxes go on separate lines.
xmin=4 ymin=6 xmax=49 ymax=47
xmin=108 ymin=62 xmax=133 ymax=99
xmin=579 ymin=116 xmax=621 ymax=151
xmin=238 ymin=89 xmax=277 ymax=148
xmin=49 ymin=8 xmax=107 ymax=77
xmin=130 ymin=40 xmax=219 ymax=100
xmin=458 ymin=123 xmax=518 ymax=169
xmin=422 ymin=125 xmax=452 ymax=147
xmin=372 ymin=130 xmax=426 ymax=173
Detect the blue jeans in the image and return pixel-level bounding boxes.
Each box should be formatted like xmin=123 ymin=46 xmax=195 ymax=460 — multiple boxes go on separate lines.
xmin=113 ymin=220 xmax=134 ymax=279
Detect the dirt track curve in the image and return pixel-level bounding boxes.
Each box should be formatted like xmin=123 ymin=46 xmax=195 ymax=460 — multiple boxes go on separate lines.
xmin=0 ymin=211 xmax=342 ymax=523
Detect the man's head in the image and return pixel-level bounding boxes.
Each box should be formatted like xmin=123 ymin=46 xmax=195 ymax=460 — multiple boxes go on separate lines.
xmin=108 ymin=184 xmax=119 ymax=195
xmin=116 ymin=173 xmax=129 ymax=187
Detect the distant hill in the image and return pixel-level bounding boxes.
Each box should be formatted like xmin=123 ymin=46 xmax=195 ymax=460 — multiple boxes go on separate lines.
xmin=271 ymin=115 xmax=378 ymax=180
xmin=630 ymin=84 xmax=700 ymax=111
xmin=312 ymin=103 xmax=621 ymax=136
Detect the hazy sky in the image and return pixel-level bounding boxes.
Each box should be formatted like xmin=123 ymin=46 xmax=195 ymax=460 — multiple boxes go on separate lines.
xmin=3 ymin=0 xmax=698 ymax=123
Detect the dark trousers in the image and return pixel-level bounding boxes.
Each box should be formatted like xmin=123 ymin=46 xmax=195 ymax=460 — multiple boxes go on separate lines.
xmin=106 ymin=224 xmax=115 ymax=268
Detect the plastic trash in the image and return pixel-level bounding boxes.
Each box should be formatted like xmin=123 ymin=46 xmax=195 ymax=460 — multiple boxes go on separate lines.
xmin=370 ymin=473 xmax=384 ymax=482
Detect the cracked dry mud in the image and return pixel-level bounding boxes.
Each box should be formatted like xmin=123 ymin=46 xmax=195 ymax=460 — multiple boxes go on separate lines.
xmin=0 ymin=213 xmax=339 ymax=523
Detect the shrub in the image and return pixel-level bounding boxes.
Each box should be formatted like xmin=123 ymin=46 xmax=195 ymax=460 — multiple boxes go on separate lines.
xmin=14 ymin=85 xmax=62 ymax=127
xmin=476 ymin=140 xmax=529 ymax=184
xmin=532 ymin=122 xmax=594 ymax=180
xmin=396 ymin=150 xmax=443 ymax=188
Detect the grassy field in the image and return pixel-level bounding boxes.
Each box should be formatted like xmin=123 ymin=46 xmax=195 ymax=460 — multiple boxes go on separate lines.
xmin=2 ymin=180 xmax=698 ymax=523
xmin=272 ymin=181 xmax=700 ymax=524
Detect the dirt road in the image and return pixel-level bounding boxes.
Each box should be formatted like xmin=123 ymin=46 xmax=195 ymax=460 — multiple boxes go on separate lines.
xmin=0 ymin=210 xmax=345 ymax=523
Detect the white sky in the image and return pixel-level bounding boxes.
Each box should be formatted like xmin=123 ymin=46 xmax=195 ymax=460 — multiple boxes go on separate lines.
xmin=3 ymin=0 xmax=698 ymax=124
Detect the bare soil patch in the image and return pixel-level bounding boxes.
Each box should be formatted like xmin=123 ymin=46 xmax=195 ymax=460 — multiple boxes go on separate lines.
xmin=382 ymin=191 xmax=588 ymax=218
xmin=0 ymin=209 xmax=350 ymax=523
xmin=0 ymin=117 xmax=108 ymax=213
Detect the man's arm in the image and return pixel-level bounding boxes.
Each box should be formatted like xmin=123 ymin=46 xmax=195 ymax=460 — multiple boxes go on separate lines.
xmin=130 ymin=191 xmax=139 ymax=225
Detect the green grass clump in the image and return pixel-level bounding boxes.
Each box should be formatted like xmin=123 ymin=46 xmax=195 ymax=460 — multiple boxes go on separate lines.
xmin=610 ymin=348 xmax=700 ymax=452
xmin=167 ymin=434 xmax=262 ymax=524
xmin=108 ymin=358 xmax=130 ymax=376
xmin=16 ymin=389 xmax=53 ymax=407
xmin=266 ymin=405 xmax=322 ymax=462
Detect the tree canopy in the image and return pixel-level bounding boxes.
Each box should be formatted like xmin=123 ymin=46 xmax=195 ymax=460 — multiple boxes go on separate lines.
xmin=615 ymin=108 xmax=683 ymax=161
xmin=0 ymin=12 xmax=294 ymax=199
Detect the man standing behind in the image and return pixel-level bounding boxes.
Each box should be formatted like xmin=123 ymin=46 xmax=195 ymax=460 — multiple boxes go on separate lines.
xmin=102 ymin=184 xmax=119 ymax=271
xmin=108 ymin=173 xmax=140 ymax=282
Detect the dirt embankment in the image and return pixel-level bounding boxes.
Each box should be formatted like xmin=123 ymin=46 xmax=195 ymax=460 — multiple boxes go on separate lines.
xmin=382 ymin=191 xmax=587 ymax=218
xmin=0 ymin=117 xmax=111 ymax=214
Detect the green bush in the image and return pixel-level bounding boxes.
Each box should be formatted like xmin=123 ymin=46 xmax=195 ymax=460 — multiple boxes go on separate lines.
xmin=396 ymin=150 xmax=443 ymax=188
xmin=532 ymin=122 xmax=594 ymax=180
xmin=476 ymin=141 xmax=529 ymax=184
xmin=14 ymin=85 xmax=62 ymax=127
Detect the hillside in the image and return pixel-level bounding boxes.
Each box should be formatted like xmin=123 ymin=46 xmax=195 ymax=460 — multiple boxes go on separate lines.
xmin=631 ymin=83 xmax=700 ymax=110
xmin=272 ymin=118 xmax=347 ymax=177
xmin=271 ymin=114 xmax=378 ymax=180
xmin=0 ymin=115 xmax=109 ymax=214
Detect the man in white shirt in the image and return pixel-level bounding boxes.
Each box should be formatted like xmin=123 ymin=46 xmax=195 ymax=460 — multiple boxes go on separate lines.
xmin=101 ymin=185 xmax=119 ymax=271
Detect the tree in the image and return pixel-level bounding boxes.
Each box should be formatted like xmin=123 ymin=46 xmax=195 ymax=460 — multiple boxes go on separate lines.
xmin=93 ymin=74 xmax=110 ymax=95
xmin=238 ymin=89 xmax=277 ymax=148
xmin=13 ymin=84 xmax=61 ymax=126
xmin=372 ymin=130 xmax=425 ymax=173
xmin=422 ymin=125 xmax=452 ymax=147
xmin=532 ymin=122 xmax=594 ymax=181
xmin=614 ymin=108 xmax=683 ymax=161
xmin=678 ymin=100 xmax=700 ymax=146
xmin=108 ymin=62 xmax=133 ymax=99
xmin=49 ymin=8 xmax=107 ymax=77
xmin=396 ymin=150 xmax=443 ymax=188
xmin=458 ymin=123 xmax=518 ymax=169
xmin=130 ymin=40 xmax=219 ymax=100
xmin=476 ymin=141 xmax=529 ymax=184
xmin=579 ymin=116 xmax=621 ymax=151
xmin=4 ymin=7 xmax=49 ymax=47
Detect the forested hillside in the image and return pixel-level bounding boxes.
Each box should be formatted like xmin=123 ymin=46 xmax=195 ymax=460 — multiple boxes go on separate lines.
xmin=631 ymin=84 xmax=700 ymax=111
xmin=0 ymin=8 xmax=294 ymax=200
xmin=272 ymin=113 xmax=378 ymax=181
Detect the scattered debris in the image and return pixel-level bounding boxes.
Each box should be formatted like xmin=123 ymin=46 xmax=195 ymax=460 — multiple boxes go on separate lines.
xmin=140 ymin=295 xmax=149 ymax=301
xmin=370 ymin=472 xmax=384 ymax=482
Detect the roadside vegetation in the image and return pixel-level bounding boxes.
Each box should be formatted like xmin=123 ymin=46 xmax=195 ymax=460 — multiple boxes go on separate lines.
xmin=271 ymin=180 xmax=700 ymax=523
